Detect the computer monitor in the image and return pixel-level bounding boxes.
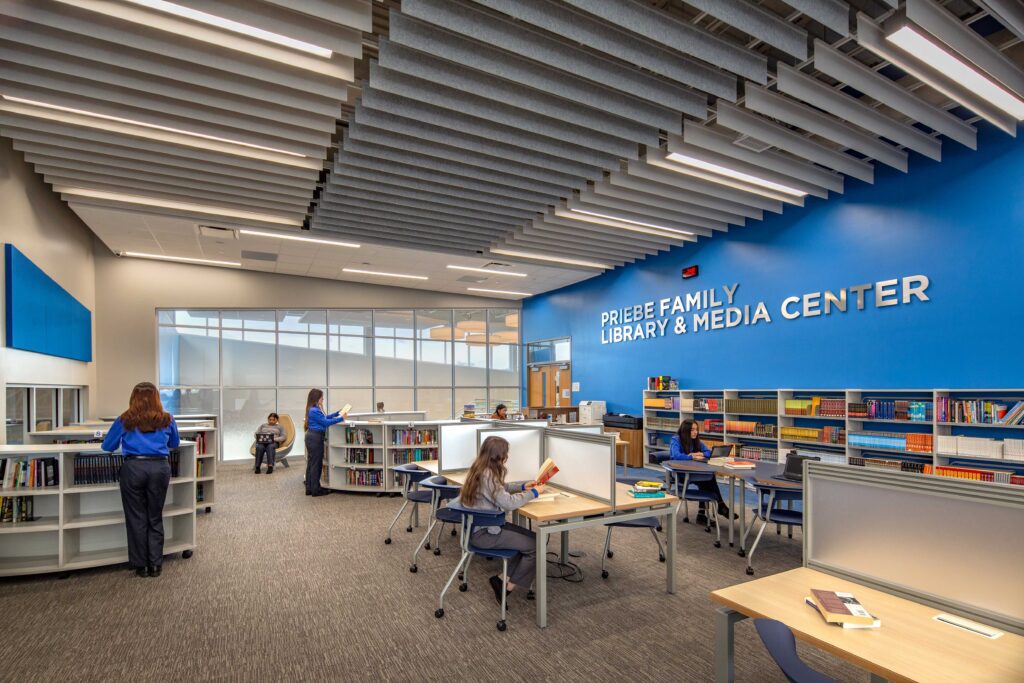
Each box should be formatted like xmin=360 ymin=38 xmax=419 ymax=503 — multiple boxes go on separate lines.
xmin=710 ymin=444 xmax=733 ymax=459
xmin=782 ymin=453 xmax=820 ymax=481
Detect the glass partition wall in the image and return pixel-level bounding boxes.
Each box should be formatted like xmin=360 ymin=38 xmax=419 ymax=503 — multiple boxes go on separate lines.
xmin=157 ymin=308 xmax=522 ymax=461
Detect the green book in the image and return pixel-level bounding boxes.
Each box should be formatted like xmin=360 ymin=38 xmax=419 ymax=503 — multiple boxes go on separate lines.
xmin=627 ymin=490 xmax=666 ymax=498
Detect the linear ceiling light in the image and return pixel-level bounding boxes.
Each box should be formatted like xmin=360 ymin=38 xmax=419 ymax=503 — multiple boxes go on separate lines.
xmin=565 ymin=208 xmax=694 ymax=236
xmin=885 ymin=26 xmax=1024 ymax=120
xmin=467 ymin=288 xmax=532 ymax=297
xmin=0 ymin=95 xmax=306 ymax=157
xmin=665 ymin=151 xmax=808 ymax=197
xmin=120 ymin=251 xmax=240 ymax=267
xmin=239 ymin=229 xmax=359 ymax=248
xmin=447 ymin=265 xmax=528 ymax=277
xmin=342 ymin=268 xmax=428 ymax=280
xmin=491 ymin=249 xmax=611 ymax=270
xmin=123 ymin=0 xmax=333 ymax=57
xmin=59 ymin=187 xmax=302 ymax=226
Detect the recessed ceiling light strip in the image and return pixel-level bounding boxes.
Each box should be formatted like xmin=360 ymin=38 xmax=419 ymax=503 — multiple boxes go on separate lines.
xmin=239 ymin=229 xmax=359 ymax=248
xmin=467 ymin=288 xmax=531 ymax=297
xmin=446 ymin=265 xmax=529 ymax=277
xmin=665 ymin=151 xmax=808 ymax=197
xmin=120 ymin=251 xmax=240 ymax=267
xmin=491 ymin=249 xmax=611 ymax=270
xmin=57 ymin=186 xmax=302 ymax=225
xmin=563 ymin=207 xmax=695 ymax=237
xmin=342 ymin=268 xmax=428 ymax=281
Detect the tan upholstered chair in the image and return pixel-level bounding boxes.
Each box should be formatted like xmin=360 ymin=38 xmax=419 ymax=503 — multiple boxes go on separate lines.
xmin=249 ymin=414 xmax=296 ymax=467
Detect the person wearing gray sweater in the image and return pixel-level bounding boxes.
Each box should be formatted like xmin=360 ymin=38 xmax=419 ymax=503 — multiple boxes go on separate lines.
xmin=456 ymin=436 xmax=544 ymax=605
xmin=254 ymin=412 xmax=285 ymax=474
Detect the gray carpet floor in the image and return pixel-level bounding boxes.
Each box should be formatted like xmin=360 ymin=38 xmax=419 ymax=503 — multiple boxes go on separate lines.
xmin=0 ymin=461 xmax=864 ymax=682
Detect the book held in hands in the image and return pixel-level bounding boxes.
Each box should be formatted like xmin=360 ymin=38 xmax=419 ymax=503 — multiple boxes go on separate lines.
xmin=535 ymin=457 xmax=559 ymax=486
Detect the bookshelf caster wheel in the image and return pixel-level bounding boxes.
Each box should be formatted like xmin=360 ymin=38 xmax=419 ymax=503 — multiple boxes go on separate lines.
xmin=659 ymin=554 xmax=666 ymax=562
xmin=384 ymin=538 xmax=392 ymax=545
xmin=656 ymin=525 xmax=663 ymax=532
xmin=434 ymin=608 xmax=444 ymax=619
xmin=457 ymin=573 xmax=464 ymax=582
xmin=705 ymin=527 xmax=711 ymax=534
xmin=182 ymin=550 xmax=193 ymax=559
xmin=205 ymin=506 xmax=212 ymax=513
xmin=683 ymin=517 xmax=690 ymax=524
xmin=714 ymin=541 xmax=721 ymax=548
xmin=606 ymin=550 xmax=614 ymax=559
xmin=496 ymin=621 xmax=507 ymax=632
xmin=58 ymin=572 xmax=71 ymax=580
xmin=406 ymin=526 xmax=413 ymax=533
xmin=425 ymin=542 xmax=431 ymax=550
xmin=433 ymin=548 xmax=441 ymax=556
xmin=409 ymin=565 xmax=418 ymax=573
xmin=738 ymin=550 xmax=746 ymax=558
xmin=451 ymin=528 xmax=457 ymax=536
xmin=601 ymin=570 xmax=609 ymax=579
xmin=746 ymin=567 xmax=754 ymax=576
xmin=459 ymin=583 xmax=468 ymax=592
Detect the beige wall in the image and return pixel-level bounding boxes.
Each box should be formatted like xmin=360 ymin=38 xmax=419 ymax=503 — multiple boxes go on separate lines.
xmin=93 ymin=247 xmax=516 ymax=416
xmin=0 ymin=138 xmax=97 ymax=435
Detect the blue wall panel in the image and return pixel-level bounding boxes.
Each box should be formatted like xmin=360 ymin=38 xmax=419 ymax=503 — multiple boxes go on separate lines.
xmin=5 ymin=244 xmax=93 ymax=362
xmin=523 ymin=127 xmax=1023 ymax=414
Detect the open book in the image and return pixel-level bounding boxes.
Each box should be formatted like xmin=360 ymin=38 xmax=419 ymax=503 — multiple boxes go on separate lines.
xmin=340 ymin=403 xmax=351 ymax=416
xmin=535 ymin=457 xmax=560 ymax=486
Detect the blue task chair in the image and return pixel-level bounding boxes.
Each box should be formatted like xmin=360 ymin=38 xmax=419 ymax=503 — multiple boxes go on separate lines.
xmin=409 ymin=475 xmax=462 ymax=573
xmin=384 ymin=463 xmax=432 ymax=545
xmin=662 ymin=463 xmax=722 ymax=547
xmin=600 ymin=476 xmax=666 ymax=579
xmin=434 ymin=503 xmax=518 ymax=632
xmin=754 ymin=619 xmax=837 ymax=683
xmin=742 ymin=480 xmax=803 ymax=575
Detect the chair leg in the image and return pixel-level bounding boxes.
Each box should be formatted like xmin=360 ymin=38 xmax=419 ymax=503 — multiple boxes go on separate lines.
xmin=412 ymin=517 xmax=438 ymax=569
xmin=649 ymin=526 xmax=666 ymax=562
xmin=601 ymin=527 xmax=612 ymax=578
xmin=747 ymin=493 xmax=774 ymax=576
xmin=713 ymin=506 xmax=722 ymax=548
xmin=682 ymin=499 xmax=690 ymax=524
xmin=432 ymin=521 xmax=445 ymax=555
xmin=459 ymin=553 xmax=474 ymax=588
xmin=385 ymin=499 xmax=410 ymax=543
xmin=497 ymin=558 xmax=508 ymax=631
xmin=437 ymin=550 xmax=470 ymax=617
xmin=406 ymin=501 xmax=418 ymax=532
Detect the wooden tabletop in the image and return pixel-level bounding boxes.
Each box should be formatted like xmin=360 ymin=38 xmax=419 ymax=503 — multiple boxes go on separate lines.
xmin=711 ymin=567 xmax=1024 ymax=683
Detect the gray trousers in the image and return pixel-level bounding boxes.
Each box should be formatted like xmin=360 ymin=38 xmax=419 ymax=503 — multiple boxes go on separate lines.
xmin=471 ymin=523 xmax=537 ymax=587
xmin=119 ymin=458 xmax=171 ymax=569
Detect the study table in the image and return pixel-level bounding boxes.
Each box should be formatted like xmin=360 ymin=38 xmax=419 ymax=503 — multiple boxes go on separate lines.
xmin=710 ymin=566 xmax=1024 ymax=683
xmin=417 ymin=460 xmax=681 ymax=627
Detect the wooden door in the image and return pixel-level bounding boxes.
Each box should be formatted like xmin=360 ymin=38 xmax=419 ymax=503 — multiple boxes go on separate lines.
xmin=528 ymin=363 xmax=571 ymax=409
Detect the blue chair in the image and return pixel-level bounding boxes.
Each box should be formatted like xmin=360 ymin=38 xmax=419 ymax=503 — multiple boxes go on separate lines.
xmin=384 ymin=463 xmax=432 ymax=545
xmin=409 ymin=475 xmax=461 ymax=573
xmin=600 ymin=476 xmax=665 ymax=579
xmin=742 ymin=479 xmax=802 ymax=575
xmin=662 ymin=463 xmax=722 ymax=547
xmin=434 ymin=502 xmax=518 ymax=632
xmin=754 ymin=619 xmax=837 ymax=683
xmin=648 ymin=449 xmax=671 ymax=464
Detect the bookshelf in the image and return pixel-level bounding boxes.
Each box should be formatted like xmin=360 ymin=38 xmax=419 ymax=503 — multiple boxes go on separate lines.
xmin=327 ymin=420 xmax=451 ymax=493
xmin=639 ymin=387 xmax=1024 ymax=485
xmin=0 ymin=442 xmax=197 ymax=578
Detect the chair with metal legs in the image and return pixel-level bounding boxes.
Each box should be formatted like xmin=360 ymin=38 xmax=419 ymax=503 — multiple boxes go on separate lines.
xmin=662 ymin=463 xmax=722 ymax=547
xmin=600 ymin=476 xmax=666 ymax=579
xmin=410 ymin=475 xmax=462 ymax=573
xmin=384 ymin=463 xmax=432 ymax=545
xmin=753 ymin=619 xmax=837 ymax=683
xmin=742 ymin=480 xmax=803 ymax=575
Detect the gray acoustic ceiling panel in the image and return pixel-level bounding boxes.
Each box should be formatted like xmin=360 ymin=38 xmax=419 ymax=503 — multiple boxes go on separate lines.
xmin=682 ymin=0 xmax=809 ymax=59
xmin=780 ymin=0 xmax=851 ymax=36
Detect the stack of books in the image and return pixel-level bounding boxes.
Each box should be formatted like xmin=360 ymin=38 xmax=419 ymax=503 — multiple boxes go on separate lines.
xmin=627 ymin=480 xmax=666 ymax=498
xmin=647 ymin=376 xmax=677 ymax=390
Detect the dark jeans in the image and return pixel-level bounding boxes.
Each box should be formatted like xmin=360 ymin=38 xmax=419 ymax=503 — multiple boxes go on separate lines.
xmin=255 ymin=443 xmax=276 ymax=469
xmin=305 ymin=431 xmax=326 ymax=494
xmin=119 ymin=457 xmax=171 ymax=569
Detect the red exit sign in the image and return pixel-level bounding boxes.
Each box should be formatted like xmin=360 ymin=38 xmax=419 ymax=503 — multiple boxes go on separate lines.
xmin=682 ymin=265 xmax=699 ymax=279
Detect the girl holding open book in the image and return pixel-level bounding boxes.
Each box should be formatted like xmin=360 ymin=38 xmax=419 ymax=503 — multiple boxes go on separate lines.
xmin=458 ymin=436 xmax=544 ymax=606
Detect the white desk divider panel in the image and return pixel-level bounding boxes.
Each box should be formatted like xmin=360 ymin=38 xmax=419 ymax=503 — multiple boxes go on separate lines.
xmin=439 ymin=421 xmax=496 ymax=473
xmin=347 ymin=411 xmax=427 ymax=422
xmin=554 ymin=424 xmax=605 ymax=435
xmin=517 ymin=419 xmax=551 ymax=428
xmin=542 ymin=429 xmax=616 ymax=506
xmin=804 ymin=461 xmax=1024 ymax=636
xmin=477 ymin=427 xmax=544 ymax=483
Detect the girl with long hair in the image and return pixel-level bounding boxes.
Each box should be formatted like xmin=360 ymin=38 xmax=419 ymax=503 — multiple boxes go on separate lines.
xmin=669 ymin=419 xmax=731 ymax=522
xmin=304 ymin=389 xmax=346 ymax=496
xmin=102 ymin=382 xmax=180 ymax=578
xmin=458 ymin=436 xmax=544 ymax=605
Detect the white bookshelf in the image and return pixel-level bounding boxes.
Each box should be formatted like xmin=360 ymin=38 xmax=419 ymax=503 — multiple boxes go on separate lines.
xmin=0 ymin=442 xmax=197 ymax=578
xmin=327 ymin=420 xmax=453 ymax=493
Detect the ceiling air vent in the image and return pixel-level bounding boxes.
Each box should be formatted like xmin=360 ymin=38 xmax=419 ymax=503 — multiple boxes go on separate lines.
xmin=733 ymin=135 xmax=773 ymax=153
xmin=198 ymin=225 xmax=238 ymax=240
xmin=241 ymin=250 xmax=278 ymax=262
xmin=456 ymin=275 xmax=487 ymax=283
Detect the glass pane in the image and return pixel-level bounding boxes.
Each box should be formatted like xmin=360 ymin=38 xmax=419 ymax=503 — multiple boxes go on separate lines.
xmin=489 ymin=344 xmax=520 ymax=387
xmin=454 ymin=341 xmax=487 ymax=386
xmin=277 ymin=387 xmax=319 ymax=458
xmin=60 ymin=388 xmax=78 ymax=426
xmin=5 ymin=387 xmax=26 ymax=444
xmin=526 ymin=337 xmax=571 ymax=365
xmin=329 ymin=335 xmax=372 ymax=386
xmin=488 ymin=309 xmax=520 ymax=343
xmin=329 ymin=388 xmax=374 ymax=414
xmin=159 ymin=326 xmax=219 ymax=386
xmin=158 ymin=309 xmax=219 ymax=327
xmin=416 ymin=309 xmax=453 ymax=340
xmin=417 ymin=340 xmax=452 ymax=386
xmin=223 ymin=329 xmax=276 ymax=386
xmin=374 ymin=310 xmax=414 ymax=338
xmin=222 ymin=388 xmax=276 ymax=461
xmin=374 ymin=387 xmax=414 ymax=412
xmin=278 ymin=332 xmax=327 ymax=386
xmin=455 ymin=388 xmax=487 ymax=417
xmin=328 ymin=310 xmax=372 ymax=336
xmin=33 ymin=388 xmax=56 ymax=431
xmin=488 ymin=391 xmax=521 ymax=415
xmin=222 ymin=310 xmax=275 ymax=330
xmin=453 ymin=309 xmax=487 ymax=343
xmin=279 ymin=309 xmax=326 ymax=333
xmin=159 ymin=388 xmax=220 ymax=416
xmin=417 ymin=388 xmax=453 ymax=420
xmin=374 ymin=338 xmax=414 ymax=386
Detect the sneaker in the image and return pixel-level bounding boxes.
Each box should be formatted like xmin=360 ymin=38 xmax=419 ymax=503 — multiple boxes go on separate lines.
xmin=695 ymin=512 xmax=709 ymax=525
xmin=266 ymin=467 xmax=274 ymax=474
xmin=717 ymin=503 xmax=738 ymax=520
xmin=488 ymin=575 xmax=509 ymax=608
xmin=148 ymin=566 xmax=161 ymax=578
xmin=135 ymin=567 xmax=148 ymax=578
xmin=254 ymin=467 xmax=261 ymax=474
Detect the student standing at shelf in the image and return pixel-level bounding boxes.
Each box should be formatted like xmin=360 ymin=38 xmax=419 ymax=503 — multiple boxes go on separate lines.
xmin=254 ymin=412 xmax=285 ymax=474
xmin=102 ymin=382 xmax=179 ymax=579
xmin=669 ymin=419 xmax=732 ymax=524
xmin=304 ymin=389 xmax=346 ymax=497
xmin=490 ymin=403 xmax=509 ymax=420
xmin=457 ymin=436 xmax=544 ymax=606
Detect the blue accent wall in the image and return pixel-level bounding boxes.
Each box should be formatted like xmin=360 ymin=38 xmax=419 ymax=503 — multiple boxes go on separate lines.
xmin=5 ymin=244 xmax=92 ymax=362
xmin=523 ymin=126 xmax=1023 ymax=414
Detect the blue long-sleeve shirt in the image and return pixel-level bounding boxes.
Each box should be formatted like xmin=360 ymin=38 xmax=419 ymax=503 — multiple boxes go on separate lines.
xmin=669 ymin=435 xmax=712 ymax=461
xmin=307 ymin=406 xmax=345 ymax=433
xmin=101 ymin=416 xmax=180 ymax=456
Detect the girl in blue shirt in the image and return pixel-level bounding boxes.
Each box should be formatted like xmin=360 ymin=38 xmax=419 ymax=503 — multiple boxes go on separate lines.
xmin=102 ymin=382 xmax=179 ymax=578
xmin=304 ymin=388 xmax=346 ymax=496
xmin=669 ymin=419 xmax=731 ymax=522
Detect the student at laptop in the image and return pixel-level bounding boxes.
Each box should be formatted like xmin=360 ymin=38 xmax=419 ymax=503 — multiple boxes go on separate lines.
xmin=490 ymin=403 xmax=509 ymax=420
xmin=669 ymin=419 xmax=732 ymax=522
xmin=254 ymin=412 xmax=285 ymax=474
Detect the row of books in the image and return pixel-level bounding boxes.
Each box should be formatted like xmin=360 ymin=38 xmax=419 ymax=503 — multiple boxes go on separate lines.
xmin=793 ymin=449 xmax=846 ymax=465
xmin=196 ymin=482 xmax=207 ymax=502
xmin=343 ymin=449 xmax=377 ymax=465
xmin=196 ymin=460 xmax=209 ymax=477
xmin=0 ymin=496 xmax=36 ymax=523
xmin=784 ymin=397 xmax=846 ymax=417
xmin=849 ymin=456 xmax=927 ymax=474
xmin=393 ymin=449 xmax=435 ymax=465
xmin=781 ymin=426 xmax=846 ymax=444
xmin=644 ymin=396 xmax=679 ymax=410
xmin=701 ymin=419 xmax=724 ymax=434
xmin=193 ymin=431 xmax=211 ymax=454
xmin=72 ymin=450 xmax=183 ymax=485
xmin=737 ymin=445 xmax=778 ymax=462
xmin=848 ymin=431 xmax=933 ymax=453
xmin=688 ymin=397 xmax=721 ymax=412
xmin=936 ymin=397 xmax=1024 ymax=425
xmin=347 ymin=469 xmax=384 ymax=487
xmin=927 ymin=464 xmax=1023 ymax=485
xmin=646 ymin=416 xmax=680 ymax=431
xmin=1 ymin=457 xmax=59 ymax=489
xmin=936 ymin=435 xmax=1007 ymax=460
xmin=390 ymin=429 xmax=437 ymax=446
xmin=848 ymin=400 xmax=932 ymax=422
xmin=723 ymin=398 xmax=777 ymax=415
xmin=344 ymin=428 xmax=376 ymax=444
xmin=726 ymin=421 xmax=777 ymax=437
xmin=647 ymin=376 xmax=678 ymax=390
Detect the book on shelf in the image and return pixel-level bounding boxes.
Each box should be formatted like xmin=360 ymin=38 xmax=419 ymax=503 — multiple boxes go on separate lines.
xmin=1 ymin=457 xmax=59 ymax=489
xmin=646 ymin=376 xmax=677 ymax=390
xmin=809 ymin=589 xmax=876 ymax=626
xmin=937 ymin=397 xmax=1023 ymax=425
xmin=928 ymin=464 xmax=1021 ymax=485
xmin=724 ymin=398 xmax=778 ymax=414
xmin=848 ymin=431 xmax=932 ymax=453
xmin=391 ymin=428 xmax=438 ymax=445
xmin=784 ymin=397 xmax=845 ymax=417
xmin=196 ymin=482 xmax=205 ymax=502
xmin=780 ymin=425 xmax=845 ymax=444
xmin=347 ymin=468 xmax=383 ymax=487
xmin=849 ymin=456 xmax=927 ymax=473
xmin=848 ymin=399 xmax=932 ymax=422
xmin=738 ymin=445 xmax=778 ymax=462
xmin=344 ymin=428 xmax=375 ymax=445
xmin=701 ymin=419 xmax=724 ymax=434
xmin=345 ymin=448 xmax=376 ymax=465
xmin=0 ymin=496 xmax=35 ymax=523
xmin=804 ymin=596 xmax=880 ymax=629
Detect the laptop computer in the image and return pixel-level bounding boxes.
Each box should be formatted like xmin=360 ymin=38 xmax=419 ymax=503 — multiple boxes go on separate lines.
xmin=710 ymin=444 xmax=734 ymax=459
xmin=778 ymin=453 xmax=820 ymax=482
xmin=256 ymin=432 xmax=276 ymax=444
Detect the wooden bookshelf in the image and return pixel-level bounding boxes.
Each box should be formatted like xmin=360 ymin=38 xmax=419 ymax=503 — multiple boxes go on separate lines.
xmin=327 ymin=420 xmax=452 ymax=493
xmin=0 ymin=443 xmax=197 ymax=578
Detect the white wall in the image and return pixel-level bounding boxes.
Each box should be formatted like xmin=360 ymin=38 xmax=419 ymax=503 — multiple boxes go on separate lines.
xmin=0 ymin=138 xmax=97 ymax=436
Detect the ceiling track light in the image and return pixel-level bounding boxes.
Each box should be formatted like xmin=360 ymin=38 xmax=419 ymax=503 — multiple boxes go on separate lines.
xmin=467 ymin=287 xmax=532 ymax=297
xmin=120 ymin=251 xmax=240 ymax=267
xmin=664 ymin=151 xmax=808 ymax=197
xmin=491 ymin=249 xmax=611 ymax=270
xmin=446 ymin=265 xmax=528 ymax=277
xmin=342 ymin=268 xmax=428 ymax=281
xmin=239 ymin=229 xmax=359 ymax=248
